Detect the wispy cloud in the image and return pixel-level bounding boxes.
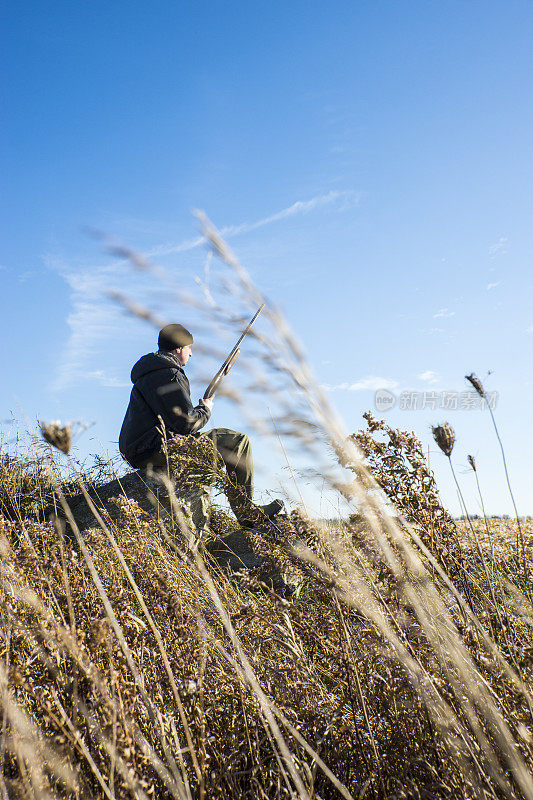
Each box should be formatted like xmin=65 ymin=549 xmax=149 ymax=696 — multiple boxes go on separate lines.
xmin=486 ymin=282 xmax=500 ymax=290
xmin=48 ymin=259 xmax=139 ymax=392
xmin=526 ymin=325 xmax=533 ymax=335
xmin=18 ymin=270 xmax=39 ymax=283
xmin=418 ymin=370 xmax=440 ymax=384
xmin=222 ymin=190 xmax=357 ymax=233
xmin=52 ymin=190 xmax=358 ymax=391
xmin=86 ymin=370 xmax=130 ymax=388
xmin=322 ymin=376 xmax=399 ymax=392
xmin=149 ymin=190 xmax=358 ymax=257
xmin=433 ymin=308 xmax=455 ymax=319
xmin=489 ymin=236 xmax=508 ymax=257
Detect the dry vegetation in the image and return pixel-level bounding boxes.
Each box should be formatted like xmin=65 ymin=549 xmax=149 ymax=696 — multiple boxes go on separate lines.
xmin=1 ymin=220 xmax=532 ymax=800
xmin=456 ymin=518 xmax=533 ymax=561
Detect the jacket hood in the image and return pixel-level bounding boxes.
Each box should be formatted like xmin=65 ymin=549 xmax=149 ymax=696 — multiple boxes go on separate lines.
xmin=130 ymin=352 xmax=182 ymax=383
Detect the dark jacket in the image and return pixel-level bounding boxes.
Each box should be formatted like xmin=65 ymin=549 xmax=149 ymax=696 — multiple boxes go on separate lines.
xmin=119 ymin=351 xmax=211 ymax=467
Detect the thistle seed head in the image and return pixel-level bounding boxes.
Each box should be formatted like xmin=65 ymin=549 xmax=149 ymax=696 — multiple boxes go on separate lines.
xmin=41 ymin=421 xmax=72 ymax=454
xmin=465 ymin=373 xmax=485 ymax=398
xmin=432 ymin=422 xmax=455 ymax=457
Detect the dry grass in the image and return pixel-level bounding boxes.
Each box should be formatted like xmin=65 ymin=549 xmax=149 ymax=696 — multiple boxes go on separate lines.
xmin=0 ymin=457 xmax=479 ymax=800
xmin=1 ymin=219 xmax=533 ymax=800
xmin=456 ymin=518 xmax=533 ymax=558
xmin=2 ymin=440 xmax=533 ymax=800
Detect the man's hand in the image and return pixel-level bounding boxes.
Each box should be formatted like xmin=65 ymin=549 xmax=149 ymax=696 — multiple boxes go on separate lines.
xmin=200 ymin=396 xmax=214 ymax=411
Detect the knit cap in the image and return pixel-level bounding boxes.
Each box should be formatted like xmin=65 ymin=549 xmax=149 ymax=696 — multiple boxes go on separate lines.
xmin=158 ymin=324 xmax=193 ymax=351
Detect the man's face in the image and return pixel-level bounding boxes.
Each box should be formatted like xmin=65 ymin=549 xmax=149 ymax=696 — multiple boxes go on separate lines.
xmin=175 ymin=344 xmax=192 ymax=365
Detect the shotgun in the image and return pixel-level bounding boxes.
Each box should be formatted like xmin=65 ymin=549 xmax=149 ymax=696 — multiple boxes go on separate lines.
xmin=203 ymin=304 xmax=264 ymax=399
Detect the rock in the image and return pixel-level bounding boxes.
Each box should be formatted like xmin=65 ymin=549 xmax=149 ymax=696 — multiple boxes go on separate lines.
xmin=205 ymin=530 xmax=264 ymax=571
xmin=56 ymin=470 xmax=292 ymax=594
xmin=59 ymin=469 xmax=211 ymax=536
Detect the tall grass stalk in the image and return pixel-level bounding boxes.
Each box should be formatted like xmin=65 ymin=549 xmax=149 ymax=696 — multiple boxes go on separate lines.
xmin=74 ymin=477 xmax=201 ymax=786
xmin=50 ymin=477 xmax=190 ymax=799
xmin=432 ymin=426 xmax=524 ymax=662
xmin=468 ymin=455 xmax=495 ymax=562
xmin=466 ymin=373 xmax=528 ymax=581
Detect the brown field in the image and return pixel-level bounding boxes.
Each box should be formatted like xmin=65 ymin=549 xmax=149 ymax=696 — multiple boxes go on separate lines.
xmin=456 ymin=517 xmax=533 ymax=557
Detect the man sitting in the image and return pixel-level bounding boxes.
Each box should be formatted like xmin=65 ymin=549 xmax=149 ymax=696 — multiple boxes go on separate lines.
xmin=119 ymin=323 xmax=283 ymax=526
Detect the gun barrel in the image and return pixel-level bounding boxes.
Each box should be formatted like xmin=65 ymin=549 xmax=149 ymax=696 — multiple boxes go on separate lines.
xmin=203 ymin=305 xmax=264 ymax=399
xmin=232 ymin=303 xmax=265 ymax=350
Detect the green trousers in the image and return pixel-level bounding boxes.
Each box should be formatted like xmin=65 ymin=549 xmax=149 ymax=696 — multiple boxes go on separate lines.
xmin=201 ymin=428 xmax=253 ymax=500
xmin=138 ymin=428 xmax=253 ymax=518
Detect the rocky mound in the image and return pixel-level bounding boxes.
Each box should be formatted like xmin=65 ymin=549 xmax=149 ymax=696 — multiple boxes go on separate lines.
xmin=61 ymin=468 xmax=289 ymax=593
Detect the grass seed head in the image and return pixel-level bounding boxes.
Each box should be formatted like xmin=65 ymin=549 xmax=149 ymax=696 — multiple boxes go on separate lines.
xmin=432 ymin=422 xmax=455 ymax=457
xmin=40 ymin=421 xmax=72 ymax=454
xmin=465 ymin=373 xmax=486 ymax=397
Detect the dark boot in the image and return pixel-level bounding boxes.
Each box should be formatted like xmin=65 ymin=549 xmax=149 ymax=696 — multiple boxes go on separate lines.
xmin=235 ymin=499 xmax=285 ymax=529
xmin=258 ymin=499 xmax=284 ymax=519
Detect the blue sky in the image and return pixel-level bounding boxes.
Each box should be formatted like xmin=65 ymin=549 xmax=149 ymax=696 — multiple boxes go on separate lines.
xmin=2 ymin=0 xmax=532 ymax=516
